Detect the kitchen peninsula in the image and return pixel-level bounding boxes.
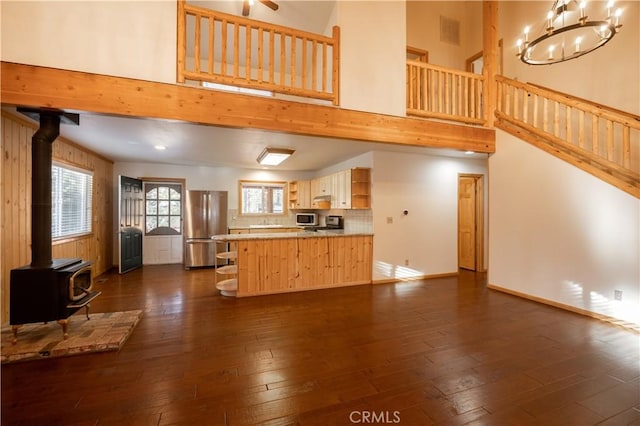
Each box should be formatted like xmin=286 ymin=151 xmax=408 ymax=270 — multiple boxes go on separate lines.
xmin=212 ymin=231 xmax=373 ymax=297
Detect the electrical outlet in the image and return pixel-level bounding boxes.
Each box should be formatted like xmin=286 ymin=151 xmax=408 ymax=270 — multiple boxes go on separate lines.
xmin=386 ymin=217 xmax=393 ymax=224
xmin=614 ymin=290 xmax=623 ymax=301
xmin=404 ymin=259 xmax=409 ymax=266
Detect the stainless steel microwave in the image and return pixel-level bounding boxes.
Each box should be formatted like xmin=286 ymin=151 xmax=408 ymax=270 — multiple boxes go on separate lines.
xmin=295 ymin=213 xmax=318 ymax=226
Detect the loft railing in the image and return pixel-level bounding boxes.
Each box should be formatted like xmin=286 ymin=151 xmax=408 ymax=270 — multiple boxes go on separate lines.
xmin=177 ymin=1 xmax=340 ymax=105
xmin=496 ymin=75 xmax=640 ymax=197
xmin=406 ymin=60 xmax=485 ymax=125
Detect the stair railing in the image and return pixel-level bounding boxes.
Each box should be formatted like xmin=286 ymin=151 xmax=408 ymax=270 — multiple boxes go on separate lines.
xmin=495 ymin=76 xmax=639 ymax=197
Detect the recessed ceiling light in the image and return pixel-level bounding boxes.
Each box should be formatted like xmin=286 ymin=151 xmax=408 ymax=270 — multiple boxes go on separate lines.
xmin=154 ymin=145 xmax=167 ymax=151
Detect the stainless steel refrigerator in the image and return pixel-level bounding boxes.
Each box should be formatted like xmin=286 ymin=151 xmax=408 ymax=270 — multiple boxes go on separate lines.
xmin=184 ymin=190 xmax=228 ymax=269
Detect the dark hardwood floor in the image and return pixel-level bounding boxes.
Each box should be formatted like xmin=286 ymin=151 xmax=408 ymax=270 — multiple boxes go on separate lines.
xmin=2 ymin=265 xmax=639 ymax=425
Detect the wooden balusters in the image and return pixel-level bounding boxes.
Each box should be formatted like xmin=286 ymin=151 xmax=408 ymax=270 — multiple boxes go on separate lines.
xmin=495 ymin=75 xmax=639 ymax=198
xmin=178 ymin=4 xmax=339 ymax=103
xmin=406 ymin=61 xmax=485 ymax=125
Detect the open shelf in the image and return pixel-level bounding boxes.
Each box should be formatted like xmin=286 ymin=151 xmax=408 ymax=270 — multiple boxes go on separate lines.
xmin=216 ymin=264 xmax=237 ymax=275
xmin=215 ymin=278 xmax=238 ymax=297
xmin=216 ymin=250 xmax=237 ymax=260
xmin=214 ymin=242 xmax=238 ymax=297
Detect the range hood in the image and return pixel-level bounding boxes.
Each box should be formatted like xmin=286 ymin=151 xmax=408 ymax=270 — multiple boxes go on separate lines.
xmin=312 ymin=195 xmax=331 ymax=209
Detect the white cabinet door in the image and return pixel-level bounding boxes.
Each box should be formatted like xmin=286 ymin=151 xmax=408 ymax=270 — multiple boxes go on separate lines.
xmin=312 ymin=176 xmax=330 ymax=198
xmin=331 ymin=169 xmax=351 ymax=209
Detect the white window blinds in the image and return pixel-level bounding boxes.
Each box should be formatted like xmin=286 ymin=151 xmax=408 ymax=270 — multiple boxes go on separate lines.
xmin=52 ymin=163 xmax=93 ymax=239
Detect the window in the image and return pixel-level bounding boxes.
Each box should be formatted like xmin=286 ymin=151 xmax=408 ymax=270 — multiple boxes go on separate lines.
xmin=145 ymin=183 xmax=182 ymax=235
xmin=52 ymin=163 xmax=93 ymax=239
xmin=239 ymin=180 xmax=286 ymax=215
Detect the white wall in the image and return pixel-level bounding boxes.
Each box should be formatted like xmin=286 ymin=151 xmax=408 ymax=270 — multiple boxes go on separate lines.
xmin=500 ymin=1 xmax=640 ymax=114
xmin=489 ymin=130 xmax=640 ymax=326
xmin=0 ymin=1 xmax=176 ymax=84
xmin=370 ymin=151 xmax=488 ymax=281
xmin=336 ymin=1 xmax=407 ymax=116
xmin=407 ymin=1 xmax=483 ymax=70
xmin=1 ymin=0 xmax=407 ymax=117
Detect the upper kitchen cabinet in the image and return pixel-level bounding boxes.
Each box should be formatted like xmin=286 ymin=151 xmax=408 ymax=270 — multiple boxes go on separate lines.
xmin=292 ymin=167 xmax=371 ymax=210
xmin=311 ymin=176 xmax=330 ymax=199
xmin=310 ymin=175 xmax=331 ymax=209
xmin=331 ymin=169 xmax=352 ymax=209
xmin=288 ymin=180 xmax=311 ymax=209
xmin=350 ymin=168 xmax=371 ymax=209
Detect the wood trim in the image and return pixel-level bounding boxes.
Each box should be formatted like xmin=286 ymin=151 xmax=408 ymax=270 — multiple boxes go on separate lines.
xmin=238 ymin=180 xmax=289 ymax=216
xmin=488 ymin=283 xmax=640 ymax=333
xmin=406 ymin=46 xmax=428 ymax=63
xmin=372 ymin=272 xmax=459 ymax=285
xmin=139 ymin=177 xmax=187 ymax=186
xmin=465 ymin=51 xmax=483 ymax=73
xmin=176 ymin=0 xmax=186 ymax=84
xmin=1 ymin=62 xmax=495 ymax=153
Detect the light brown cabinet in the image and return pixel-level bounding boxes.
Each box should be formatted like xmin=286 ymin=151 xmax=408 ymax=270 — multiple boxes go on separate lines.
xmin=288 ymin=180 xmax=311 ymax=209
xmin=331 ymin=169 xmax=352 ymax=209
xmin=235 ymin=234 xmax=373 ymax=296
xmin=290 ymin=167 xmax=371 ymax=210
xmin=350 ymin=167 xmax=371 ymax=209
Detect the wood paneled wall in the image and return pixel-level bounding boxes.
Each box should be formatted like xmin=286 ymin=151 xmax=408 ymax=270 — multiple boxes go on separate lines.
xmin=1 ymin=112 xmax=113 ymax=324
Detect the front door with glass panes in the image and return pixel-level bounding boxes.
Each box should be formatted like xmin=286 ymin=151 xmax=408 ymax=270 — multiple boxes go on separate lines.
xmin=143 ymin=182 xmax=183 ymax=265
xmin=119 ymin=175 xmax=143 ymax=274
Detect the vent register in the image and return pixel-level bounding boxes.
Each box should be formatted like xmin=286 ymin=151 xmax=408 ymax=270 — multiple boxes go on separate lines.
xmin=440 ymin=15 xmax=461 ymax=46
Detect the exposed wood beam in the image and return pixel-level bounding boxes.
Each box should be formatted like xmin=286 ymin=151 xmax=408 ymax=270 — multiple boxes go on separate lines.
xmin=1 ymin=61 xmax=495 ymax=153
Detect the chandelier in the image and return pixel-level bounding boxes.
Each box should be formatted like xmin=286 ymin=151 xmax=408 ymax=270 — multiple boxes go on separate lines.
xmin=516 ymin=0 xmax=623 ymax=65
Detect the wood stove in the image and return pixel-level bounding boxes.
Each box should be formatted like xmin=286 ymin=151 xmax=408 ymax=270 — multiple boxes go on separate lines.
xmin=10 ymin=259 xmax=100 ymax=342
xmin=9 ymin=108 xmax=101 ymax=343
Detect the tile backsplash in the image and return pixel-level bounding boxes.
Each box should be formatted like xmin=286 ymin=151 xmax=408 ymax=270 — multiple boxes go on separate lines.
xmin=227 ymin=209 xmax=373 ymax=233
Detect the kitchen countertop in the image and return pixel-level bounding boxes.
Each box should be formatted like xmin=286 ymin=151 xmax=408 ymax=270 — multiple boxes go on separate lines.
xmin=213 ymin=230 xmax=373 ymax=241
xmin=228 ymin=225 xmax=302 ymax=230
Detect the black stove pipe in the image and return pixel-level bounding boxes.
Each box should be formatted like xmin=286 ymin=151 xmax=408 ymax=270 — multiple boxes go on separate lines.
xmin=30 ymin=113 xmax=60 ymax=268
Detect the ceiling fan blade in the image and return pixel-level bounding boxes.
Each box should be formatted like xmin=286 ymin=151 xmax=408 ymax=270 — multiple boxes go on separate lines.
xmin=259 ymin=0 xmax=279 ymax=11
xmin=242 ymin=0 xmax=250 ymax=16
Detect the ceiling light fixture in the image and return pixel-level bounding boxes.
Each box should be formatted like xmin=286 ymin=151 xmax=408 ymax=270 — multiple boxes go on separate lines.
xmin=154 ymin=145 xmax=167 ymax=150
xmin=516 ymin=0 xmax=622 ymax=65
xmin=256 ymin=147 xmax=295 ymax=166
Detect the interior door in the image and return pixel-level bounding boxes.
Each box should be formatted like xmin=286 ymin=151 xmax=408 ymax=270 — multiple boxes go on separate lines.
xmin=458 ymin=175 xmax=484 ymax=271
xmin=119 ymin=175 xmax=144 ymax=274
